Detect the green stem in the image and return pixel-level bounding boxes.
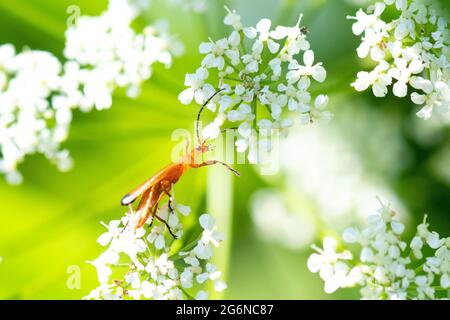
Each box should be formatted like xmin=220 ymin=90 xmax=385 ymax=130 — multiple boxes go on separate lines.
xmin=223 ymin=76 xmax=242 ymax=82
xmin=224 ymin=55 xmax=242 ymax=75
xmin=206 ymin=165 xmax=234 ymax=299
xmin=169 ymin=234 xmax=202 ymax=260
xmin=238 ymin=30 xmax=246 ymax=56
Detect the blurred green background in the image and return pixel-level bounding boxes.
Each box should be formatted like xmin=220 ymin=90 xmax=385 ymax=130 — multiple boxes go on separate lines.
xmin=0 ymin=0 xmax=449 ymax=299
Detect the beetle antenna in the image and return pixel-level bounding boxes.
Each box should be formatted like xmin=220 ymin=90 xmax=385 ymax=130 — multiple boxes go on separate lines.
xmin=211 ymin=160 xmax=240 ymax=176
xmin=196 ymin=89 xmax=225 ymax=147
xmin=219 ymin=161 xmax=240 ymax=176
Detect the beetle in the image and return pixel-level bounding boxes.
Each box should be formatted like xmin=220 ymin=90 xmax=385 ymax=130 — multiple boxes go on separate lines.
xmin=120 ymin=90 xmax=239 ymax=237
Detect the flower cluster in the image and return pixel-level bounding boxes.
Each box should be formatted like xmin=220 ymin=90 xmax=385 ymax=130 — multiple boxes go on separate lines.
xmin=64 ymin=0 xmax=184 ymax=107
xmin=308 ymin=203 xmax=450 ymax=299
xmin=0 ymin=0 xmax=183 ymax=185
xmin=85 ymin=203 xmax=226 ymax=300
xmin=0 ymin=46 xmax=73 ymax=184
xmin=348 ymin=0 xmax=449 ymax=119
xmin=179 ymin=7 xmax=330 ymax=163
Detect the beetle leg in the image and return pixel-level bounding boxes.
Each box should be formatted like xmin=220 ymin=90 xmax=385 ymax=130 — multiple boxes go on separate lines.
xmin=119 ymin=203 xmax=137 ymax=233
xmin=192 ymin=160 xmax=240 ymax=176
xmin=155 ymin=214 xmax=177 ymax=239
xmin=167 ymin=195 xmax=175 ymax=215
xmin=147 ymin=202 xmax=158 ymax=229
xmin=161 ymin=183 xmax=175 ymax=215
xmin=155 ymin=183 xmax=177 ymax=239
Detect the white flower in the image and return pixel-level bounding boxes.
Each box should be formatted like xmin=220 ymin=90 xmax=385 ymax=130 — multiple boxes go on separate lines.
xmin=202 ymin=114 xmax=226 ymax=139
xmin=245 ymin=19 xmax=280 ymax=54
xmin=390 ymin=220 xmax=404 ymax=235
xmin=193 ymin=214 xmax=224 ymax=260
xmin=178 ymin=68 xmax=211 ymax=104
xmin=199 ymin=214 xmax=225 ymax=247
xmin=85 ymin=203 xmax=226 ymax=300
xmin=308 ymin=237 xmax=352 ymax=272
xmin=0 ymin=48 xmax=72 ymax=184
xmin=356 ymin=28 xmax=387 ymax=61
xmin=194 ymin=240 xmax=213 ymax=260
xmin=97 ymin=220 xmax=123 ymax=246
xmin=308 ymin=203 xmax=450 ymax=300
xmin=199 ymin=39 xmax=229 ymax=70
xmin=307 ymin=237 xmax=353 ymax=293
xmin=224 ymin=6 xmax=243 ymax=31
xmin=65 ymin=1 xmax=183 ymax=106
xmin=195 ymin=290 xmax=209 ymax=300
xmin=0 ymin=0 xmax=184 ymax=184
xmin=348 ymin=0 xmax=449 ymax=120
xmin=413 ymin=76 xmax=450 ymax=120
xmin=347 ymin=2 xmax=386 ymax=36
xmin=352 ymin=60 xmax=392 ymax=97
xmin=180 ymin=269 xmax=193 ymax=288
xmin=196 ymin=263 xmax=226 ymax=291
xmin=288 ymin=50 xmax=327 ymax=83
xmin=176 ymin=203 xmax=191 ymax=216
xmin=179 ymin=8 xmax=329 ymax=163
xmin=388 ymin=58 xmax=424 ymax=97
xmin=415 ymin=275 xmax=435 ymax=299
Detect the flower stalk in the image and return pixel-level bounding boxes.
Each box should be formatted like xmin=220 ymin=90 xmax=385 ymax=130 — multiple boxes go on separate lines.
xmin=207 ymin=165 xmax=234 ymax=299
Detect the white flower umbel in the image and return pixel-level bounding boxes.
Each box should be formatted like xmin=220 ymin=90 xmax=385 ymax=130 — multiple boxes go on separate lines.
xmin=308 ymin=203 xmax=450 ymax=299
xmin=64 ymin=0 xmax=184 ymax=108
xmin=85 ymin=203 xmax=226 ymax=300
xmin=178 ymin=7 xmax=330 ymax=163
xmin=0 ymin=0 xmax=183 ymax=184
xmin=348 ymin=0 xmax=449 ymax=119
xmin=0 ymin=46 xmax=73 ymax=185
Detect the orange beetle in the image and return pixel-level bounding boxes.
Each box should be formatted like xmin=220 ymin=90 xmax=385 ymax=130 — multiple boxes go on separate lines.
xmin=121 ymin=90 xmax=239 ymax=237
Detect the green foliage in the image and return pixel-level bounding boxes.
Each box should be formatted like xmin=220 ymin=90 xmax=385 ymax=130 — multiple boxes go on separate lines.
xmin=0 ymin=0 xmax=448 ymax=299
